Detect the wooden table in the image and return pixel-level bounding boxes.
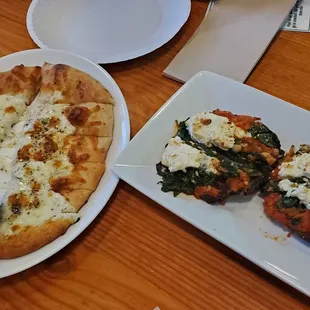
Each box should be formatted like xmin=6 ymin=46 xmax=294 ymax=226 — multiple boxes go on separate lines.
xmin=0 ymin=1 xmax=310 ymax=309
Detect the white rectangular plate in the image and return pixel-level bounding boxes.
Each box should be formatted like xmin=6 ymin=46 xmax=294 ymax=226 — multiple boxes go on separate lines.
xmin=113 ymin=71 xmax=310 ymax=296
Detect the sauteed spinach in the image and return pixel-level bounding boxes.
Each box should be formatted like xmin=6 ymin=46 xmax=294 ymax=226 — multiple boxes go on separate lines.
xmin=157 ymin=117 xmax=282 ymax=201
xmin=156 ymin=163 xmax=218 ymax=197
xmin=248 ymin=124 xmax=281 ymax=149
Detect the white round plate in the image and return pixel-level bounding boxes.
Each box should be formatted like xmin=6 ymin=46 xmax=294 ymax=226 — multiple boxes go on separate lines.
xmin=26 ymin=0 xmax=191 ymax=64
xmin=0 ymin=49 xmax=130 ymax=278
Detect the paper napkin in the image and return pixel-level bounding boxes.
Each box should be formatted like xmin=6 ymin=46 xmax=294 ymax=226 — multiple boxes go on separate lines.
xmin=164 ymin=0 xmax=297 ymax=83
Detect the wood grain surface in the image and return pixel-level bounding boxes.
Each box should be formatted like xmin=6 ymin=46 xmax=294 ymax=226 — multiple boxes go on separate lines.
xmin=0 ymin=1 xmax=310 ymax=309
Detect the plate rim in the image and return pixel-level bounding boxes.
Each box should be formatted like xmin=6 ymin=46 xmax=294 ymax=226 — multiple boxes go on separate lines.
xmin=26 ymin=0 xmax=192 ymax=64
xmin=112 ymin=70 xmax=310 ymax=297
xmin=0 ymin=48 xmax=130 ymax=278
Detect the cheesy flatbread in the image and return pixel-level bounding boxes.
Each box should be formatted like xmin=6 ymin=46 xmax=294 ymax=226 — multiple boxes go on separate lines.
xmin=0 ymin=63 xmax=114 ymax=258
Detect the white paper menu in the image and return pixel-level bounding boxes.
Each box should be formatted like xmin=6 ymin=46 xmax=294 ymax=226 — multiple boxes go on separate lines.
xmin=206 ymin=0 xmax=310 ymax=32
xmin=282 ymin=0 xmax=310 ymax=32
xmin=164 ymin=0 xmax=297 ymax=83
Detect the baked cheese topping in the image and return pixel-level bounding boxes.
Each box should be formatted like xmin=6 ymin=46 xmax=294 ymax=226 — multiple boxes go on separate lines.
xmin=13 ymin=157 xmax=73 ymax=185
xmin=0 ymin=179 xmax=77 ymax=236
xmin=0 ymin=95 xmax=78 ymax=236
xmin=0 ymin=94 xmax=27 ymax=142
xmin=0 ymin=94 xmax=28 ymax=190
xmin=1 ymin=121 xmax=26 ymax=148
xmin=279 ymin=153 xmax=310 ymax=179
xmin=16 ymin=99 xmax=76 ymax=162
xmin=1 ymin=157 xmax=76 ymax=236
xmin=186 ymin=112 xmax=249 ymax=150
xmin=0 ymin=148 xmax=16 ymax=173
xmin=0 ymin=156 xmax=76 ymax=235
xmin=0 ymin=122 xmax=26 ymax=189
xmin=24 ymin=99 xmax=74 ymax=135
xmin=0 ymin=94 xmax=27 ymax=122
xmin=278 ymin=179 xmax=310 ymax=209
xmin=161 ymin=136 xmax=219 ymax=173
xmin=0 ymin=148 xmax=15 ymax=191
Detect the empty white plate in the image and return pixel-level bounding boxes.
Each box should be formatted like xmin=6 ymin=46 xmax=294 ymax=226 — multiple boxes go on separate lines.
xmin=27 ymin=0 xmax=191 ymax=63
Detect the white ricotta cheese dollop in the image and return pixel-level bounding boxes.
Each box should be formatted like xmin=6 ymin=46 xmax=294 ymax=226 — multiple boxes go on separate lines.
xmin=185 ymin=112 xmax=249 ymax=150
xmin=278 ymin=179 xmax=310 ymax=209
xmin=161 ymin=136 xmax=219 ymax=173
xmin=279 ymin=153 xmax=310 ymax=179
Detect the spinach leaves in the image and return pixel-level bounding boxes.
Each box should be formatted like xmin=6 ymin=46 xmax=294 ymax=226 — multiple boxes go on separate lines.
xmin=177 ymin=120 xmax=191 ymax=142
xmin=291 ymin=217 xmax=301 ymax=226
xmin=248 ymin=124 xmax=281 ymax=149
xmin=156 ymin=163 xmax=217 ymax=197
xmin=281 ymin=196 xmax=300 ymax=208
xmin=275 ymin=194 xmax=305 ymax=209
xmin=157 ymin=118 xmax=281 ymax=199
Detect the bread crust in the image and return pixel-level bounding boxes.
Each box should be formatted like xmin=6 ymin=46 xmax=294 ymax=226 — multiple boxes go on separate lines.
xmin=64 ymin=136 xmax=112 ymax=164
xmin=0 ymin=217 xmax=77 ymax=259
xmin=0 ymin=65 xmax=41 ymax=103
xmin=64 ymin=102 xmax=114 ymax=136
xmin=60 ymin=189 xmax=93 ymax=211
xmin=39 ymin=63 xmax=114 ymax=104
xmin=50 ymin=163 xmax=106 ymax=192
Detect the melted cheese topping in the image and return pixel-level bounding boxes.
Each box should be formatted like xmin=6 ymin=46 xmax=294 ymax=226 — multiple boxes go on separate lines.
xmin=161 ymin=136 xmax=219 ymax=173
xmin=0 ymin=148 xmax=16 ymax=173
xmin=0 ymin=148 xmax=15 ymax=190
xmin=278 ymin=179 xmax=310 ymax=209
xmin=1 ymin=121 xmax=26 ymax=148
xmin=17 ymin=99 xmax=75 ymax=161
xmin=0 ymin=94 xmax=78 ymax=236
xmin=1 ymin=155 xmax=76 ymax=236
xmin=279 ymin=153 xmax=310 ymax=179
xmin=24 ymin=99 xmax=73 ymax=134
xmin=0 ymin=122 xmax=10 ymax=142
xmin=0 ymin=179 xmax=77 ymax=235
xmin=186 ymin=112 xmax=249 ymax=150
xmin=0 ymin=98 xmax=27 ymax=190
xmin=13 ymin=157 xmax=73 ymax=185
xmin=0 ymin=94 xmax=27 ymax=142
xmin=0 ymin=156 xmax=78 ymax=235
